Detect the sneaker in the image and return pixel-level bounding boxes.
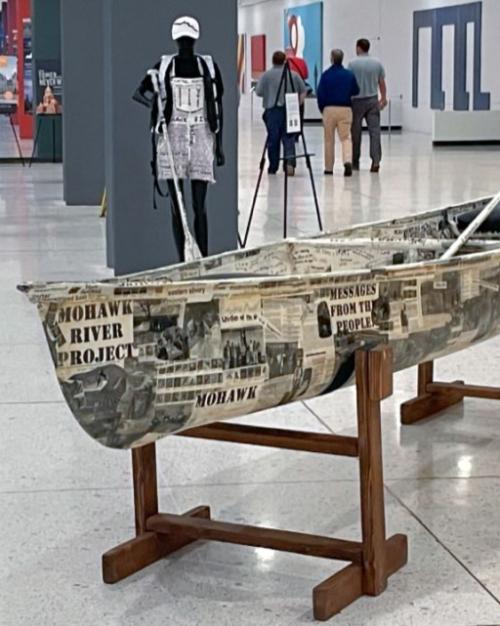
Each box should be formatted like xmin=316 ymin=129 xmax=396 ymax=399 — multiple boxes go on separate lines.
xmin=324 ymin=170 xmax=333 ymax=176
xmin=352 ymin=161 xmax=360 ymax=171
xmin=344 ymin=163 xmax=353 ymax=177
xmin=286 ymin=165 xmax=295 ymax=177
xmin=370 ymin=163 xmax=380 ymax=173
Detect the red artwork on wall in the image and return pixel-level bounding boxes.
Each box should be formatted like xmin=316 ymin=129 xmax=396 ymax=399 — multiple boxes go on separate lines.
xmin=251 ymin=35 xmax=266 ymax=80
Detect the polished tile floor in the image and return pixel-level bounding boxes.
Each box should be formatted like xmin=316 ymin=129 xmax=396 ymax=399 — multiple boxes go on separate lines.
xmin=1 ymin=112 xmax=500 ymax=626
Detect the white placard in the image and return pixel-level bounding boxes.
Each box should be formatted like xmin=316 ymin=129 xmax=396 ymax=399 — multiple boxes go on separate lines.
xmin=286 ymin=93 xmax=301 ymax=134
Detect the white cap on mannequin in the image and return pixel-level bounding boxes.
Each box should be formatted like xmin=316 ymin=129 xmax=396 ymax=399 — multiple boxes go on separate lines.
xmin=172 ymin=16 xmax=200 ymax=41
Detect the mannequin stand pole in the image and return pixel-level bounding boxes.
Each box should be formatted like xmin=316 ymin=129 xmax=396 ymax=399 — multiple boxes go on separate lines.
xmin=5 ymin=113 xmax=25 ymax=165
xmin=102 ymin=345 xmax=407 ymax=622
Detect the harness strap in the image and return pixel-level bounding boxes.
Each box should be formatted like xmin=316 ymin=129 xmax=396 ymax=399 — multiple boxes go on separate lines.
xmin=158 ymin=54 xmax=173 ymax=100
xmin=147 ymin=69 xmax=169 ymax=209
xmin=200 ymin=55 xmax=220 ymax=133
xmin=200 ymin=55 xmax=216 ymax=79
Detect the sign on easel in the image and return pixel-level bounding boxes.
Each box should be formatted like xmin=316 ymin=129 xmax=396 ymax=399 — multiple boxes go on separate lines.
xmin=286 ymin=93 xmax=301 ymax=134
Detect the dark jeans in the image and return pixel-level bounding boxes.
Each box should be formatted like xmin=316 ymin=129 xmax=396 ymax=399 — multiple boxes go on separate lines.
xmin=351 ymin=96 xmax=382 ymax=165
xmin=263 ymin=106 xmax=296 ymax=173
xmin=168 ymin=179 xmax=208 ymax=262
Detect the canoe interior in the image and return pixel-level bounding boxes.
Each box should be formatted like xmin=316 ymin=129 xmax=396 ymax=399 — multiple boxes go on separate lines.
xmin=100 ymin=195 xmax=498 ymax=284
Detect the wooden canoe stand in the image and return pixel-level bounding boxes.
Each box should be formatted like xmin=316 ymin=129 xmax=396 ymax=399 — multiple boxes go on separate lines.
xmin=102 ymin=346 xmax=407 ymax=621
xmin=401 ymin=360 xmax=500 ymax=425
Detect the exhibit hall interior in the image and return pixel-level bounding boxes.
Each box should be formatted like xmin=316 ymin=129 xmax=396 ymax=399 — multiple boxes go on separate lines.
xmin=1 ymin=0 xmax=500 ymax=625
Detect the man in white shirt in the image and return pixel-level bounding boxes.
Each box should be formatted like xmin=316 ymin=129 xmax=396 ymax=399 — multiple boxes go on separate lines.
xmin=348 ymin=38 xmax=387 ymax=173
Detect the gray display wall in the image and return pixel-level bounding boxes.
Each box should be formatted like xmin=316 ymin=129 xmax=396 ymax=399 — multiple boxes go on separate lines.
xmin=104 ymin=0 xmax=238 ymax=275
xmin=61 ymin=0 xmax=105 ymax=206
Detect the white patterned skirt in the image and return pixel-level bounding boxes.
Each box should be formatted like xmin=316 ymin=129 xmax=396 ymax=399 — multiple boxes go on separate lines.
xmin=157 ymin=119 xmax=215 ymax=183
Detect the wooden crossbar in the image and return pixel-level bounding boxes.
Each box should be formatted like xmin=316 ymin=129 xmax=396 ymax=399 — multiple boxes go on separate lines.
xmin=428 ymin=381 xmax=500 ymax=400
xmin=147 ymin=513 xmax=363 ymax=562
xmin=179 ymin=422 xmax=359 ymax=456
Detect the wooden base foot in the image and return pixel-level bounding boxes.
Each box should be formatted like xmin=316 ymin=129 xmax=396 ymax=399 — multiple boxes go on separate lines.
xmin=102 ymin=506 xmax=210 ymax=584
xmin=402 ymin=359 xmax=500 ymax=427
xmin=313 ymin=534 xmax=407 ymax=621
xmin=401 ymin=380 xmax=464 ymax=425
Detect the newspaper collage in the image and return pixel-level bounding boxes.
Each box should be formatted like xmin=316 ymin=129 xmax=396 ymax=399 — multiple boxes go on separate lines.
xmin=42 ymin=279 xmax=358 ymax=448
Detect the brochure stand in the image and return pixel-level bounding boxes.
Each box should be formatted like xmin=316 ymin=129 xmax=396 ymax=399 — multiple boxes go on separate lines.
xmin=102 ymin=345 xmax=407 ymax=622
xmin=0 ymin=108 xmax=25 ymax=165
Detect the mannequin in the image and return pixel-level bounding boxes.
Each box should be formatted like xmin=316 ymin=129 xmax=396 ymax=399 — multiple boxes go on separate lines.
xmin=133 ymin=16 xmax=225 ymax=261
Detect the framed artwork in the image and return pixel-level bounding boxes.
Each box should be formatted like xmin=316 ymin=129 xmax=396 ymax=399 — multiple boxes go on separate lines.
xmin=0 ymin=55 xmax=18 ymax=106
xmin=251 ymin=34 xmax=266 ymax=81
xmin=283 ymin=1 xmax=323 ymax=94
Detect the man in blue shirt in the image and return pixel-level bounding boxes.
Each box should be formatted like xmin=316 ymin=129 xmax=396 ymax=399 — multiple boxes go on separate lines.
xmin=317 ymin=49 xmax=359 ymax=177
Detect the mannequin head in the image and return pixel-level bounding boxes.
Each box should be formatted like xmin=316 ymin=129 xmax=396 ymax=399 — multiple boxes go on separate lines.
xmin=172 ymin=16 xmax=200 ymax=56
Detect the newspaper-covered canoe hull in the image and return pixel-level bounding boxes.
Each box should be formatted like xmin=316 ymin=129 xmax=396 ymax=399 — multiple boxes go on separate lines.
xmin=20 ymin=196 xmax=500 ymax=449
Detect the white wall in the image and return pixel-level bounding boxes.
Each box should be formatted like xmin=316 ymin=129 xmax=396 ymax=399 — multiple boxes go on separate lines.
xmin=238 ymin=0 xmax=500 ymax=133
xmin=238 ymin=0 xmax=391 ymax=90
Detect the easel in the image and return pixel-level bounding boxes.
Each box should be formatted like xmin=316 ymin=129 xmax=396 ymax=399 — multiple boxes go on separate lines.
xmin=241 ymin=61 xmax=323 ymax=248
xmin=102 ymin=345 xmax=407 ymax=622
xmin=0 ymin=109 xmax=25 ymax=165
xmin=401 ymin=360 xmax=500 ymax=424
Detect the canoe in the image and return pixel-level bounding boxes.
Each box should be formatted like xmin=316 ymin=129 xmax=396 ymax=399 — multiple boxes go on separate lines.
xmin=19 ymin=195 xmax=500 ymax=449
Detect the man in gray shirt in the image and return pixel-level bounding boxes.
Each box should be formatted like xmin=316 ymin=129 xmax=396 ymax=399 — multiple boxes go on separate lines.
xmin=255 ymin=51 xmax=307 ymax=176
xmin=348 ymin=38 xmax=387 ymax=173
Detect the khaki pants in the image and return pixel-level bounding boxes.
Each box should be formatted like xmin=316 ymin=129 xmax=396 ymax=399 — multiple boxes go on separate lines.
xmin=322 ymin=106 xmax=353 ymax=170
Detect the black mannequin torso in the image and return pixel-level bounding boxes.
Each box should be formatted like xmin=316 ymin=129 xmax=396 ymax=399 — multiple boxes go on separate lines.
xmin=172 ymin=38 xmax=203 ymax=77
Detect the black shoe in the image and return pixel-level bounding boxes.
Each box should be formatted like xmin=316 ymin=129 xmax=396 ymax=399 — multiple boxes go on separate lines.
xmin=370 ymin=163 xmax=380 ymax=173
xmin=352 ymin=161 xmax=360 ymax=171
xmin=268 ymin=168 xmax=277 ymax=175
xmin=344 ymin=163 xmax=353 ymax=177
xmin=324 ymin=170 xmax=333 ymax=176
